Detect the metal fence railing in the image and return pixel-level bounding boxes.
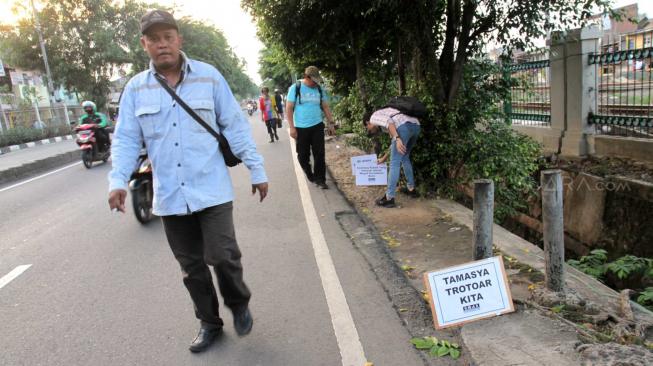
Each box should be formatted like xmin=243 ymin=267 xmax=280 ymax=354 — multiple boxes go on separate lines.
xmin=504 ymin=58 xmax=551 ymax=127
xmin=0 ymin=105 xmax=84 ymax=133
xmin=589 ymin=47 xmax=653 ymax=138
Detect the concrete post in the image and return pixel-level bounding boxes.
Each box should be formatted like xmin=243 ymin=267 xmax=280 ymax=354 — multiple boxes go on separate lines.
xmin=0 ymin=101 xmax=6 ymax=133
xmin=33 ymin=101 xmax=42 ymax=124
xmin=541 ymin=169 xmax=565 ymax=292
xmin=558 ymin=26 xmax=601 ymax=157
xmin=545 ymin=32 xmax=567 ymax=154
xmin=473 ymin=179 xmax=494 ymax=260
xmin=62 ymin=103 xmax=70 ymax=125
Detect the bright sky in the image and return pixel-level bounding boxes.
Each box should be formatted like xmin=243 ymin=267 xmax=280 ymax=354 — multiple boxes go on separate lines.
xmin=1 ymin=0 xmax=652 ymax=85
xmin=155 ymin=0 xmax=264 ymax=85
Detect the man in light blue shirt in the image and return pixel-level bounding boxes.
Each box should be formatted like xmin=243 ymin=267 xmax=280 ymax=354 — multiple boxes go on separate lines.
xmin=108 ymin=10 xmax=266 ymax=353
xmin=286 ymin=66 xmax=336 ymax=189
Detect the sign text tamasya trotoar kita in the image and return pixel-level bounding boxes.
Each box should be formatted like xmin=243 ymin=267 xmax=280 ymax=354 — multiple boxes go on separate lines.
xmin=423 ymin=256 xmax=514 ymax=329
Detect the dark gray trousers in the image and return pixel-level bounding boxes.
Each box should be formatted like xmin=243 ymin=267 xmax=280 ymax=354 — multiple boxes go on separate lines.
xmin=161 ymin=202 xmax=250 ymax=328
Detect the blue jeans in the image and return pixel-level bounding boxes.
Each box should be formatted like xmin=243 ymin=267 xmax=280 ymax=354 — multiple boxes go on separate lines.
xmin=387 ymin=123 xmax=420 ymax=199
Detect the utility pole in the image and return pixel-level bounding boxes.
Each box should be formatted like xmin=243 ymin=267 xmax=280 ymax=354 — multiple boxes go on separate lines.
xmin=30 ymin=0 xmax=55 ymax=107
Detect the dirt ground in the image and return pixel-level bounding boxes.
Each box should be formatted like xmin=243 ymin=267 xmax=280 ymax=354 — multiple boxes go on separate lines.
xmin=324 ymin=136 xmax=537 ymax=302
xmin=558 ymin=155 xmax=653 ymax=183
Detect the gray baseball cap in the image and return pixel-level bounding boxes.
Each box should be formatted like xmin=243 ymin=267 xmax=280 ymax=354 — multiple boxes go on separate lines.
xmin=140 ymin=10 xmax=178 ymax=35
xmin=304 ymin=66 xmax=323 ymax=84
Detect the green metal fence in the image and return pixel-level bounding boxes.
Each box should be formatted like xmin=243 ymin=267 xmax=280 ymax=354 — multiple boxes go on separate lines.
xmin=505 ymin=59 xmax=551 ymax=126
xmin=589 ymin=47 xmax=653 ymax=138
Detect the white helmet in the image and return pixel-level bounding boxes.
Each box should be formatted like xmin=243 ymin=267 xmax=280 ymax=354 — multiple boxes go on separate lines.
xmin=81 ymin=100 xmax=96 ymax=111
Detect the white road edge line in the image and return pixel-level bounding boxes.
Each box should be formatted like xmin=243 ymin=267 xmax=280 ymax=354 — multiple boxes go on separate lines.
xmin=288 ymin=130 xmax=367 ymax=366
xmin=0 ymin=265 xmax=32 ymax=290
xmin=0 ymin=161 xmax=82 ymax=193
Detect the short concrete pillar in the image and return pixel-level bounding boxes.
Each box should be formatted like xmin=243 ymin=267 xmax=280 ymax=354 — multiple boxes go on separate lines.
xmin=473 ymin=179 xmax=494 ymax=260
xmin=541 ymin=169 xmax=565 ymax=292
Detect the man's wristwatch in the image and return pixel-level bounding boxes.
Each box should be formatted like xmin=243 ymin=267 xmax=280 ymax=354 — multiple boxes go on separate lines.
xmin=392 ymin=135 xmax=400 ymax=142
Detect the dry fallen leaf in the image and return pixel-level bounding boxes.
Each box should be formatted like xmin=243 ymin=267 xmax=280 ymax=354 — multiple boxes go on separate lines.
xmin=421 ymin=290 xmax=430 ymax=302
xmin=364 ymin=362 xmax=374 ymax=366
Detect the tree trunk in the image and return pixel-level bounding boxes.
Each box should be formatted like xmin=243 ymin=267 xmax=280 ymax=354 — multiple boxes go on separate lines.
xmin=398 ymin=37 xmax=406 ymax=96
xmin=446 ymin=0 xmax=476 ymax=105
xmin=351 ymin=32 xmax=368 ymax=106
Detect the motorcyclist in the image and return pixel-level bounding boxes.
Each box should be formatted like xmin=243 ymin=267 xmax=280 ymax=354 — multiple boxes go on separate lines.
xmin=78 ymin=101 xmax=110 ymax=151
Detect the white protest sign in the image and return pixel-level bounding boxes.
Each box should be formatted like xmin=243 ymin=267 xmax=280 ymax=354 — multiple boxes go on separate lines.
xmin=423 ymin=256 xmax=514 ymax=329
xmin=350 ymin=154 xmax=377 ymax=175
xmin=355 ymin=163 xmax=387 ymax=186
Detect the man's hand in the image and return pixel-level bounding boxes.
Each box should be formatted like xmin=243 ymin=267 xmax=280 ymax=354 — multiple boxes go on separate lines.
xmin=327 ymin=123 xmax=336 ymax=136
xmin=396 ymin=138 xmax=407 ymax=155
xmin=252 ymin=182 xmax=268 ymax=202
xmin=289 ymin=127 xmax=298 ymax=140
xmin=108 ymin=189 xmax=127 ymax=213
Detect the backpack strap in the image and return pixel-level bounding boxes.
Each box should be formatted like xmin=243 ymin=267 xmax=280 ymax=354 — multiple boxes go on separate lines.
xmin=295 ymin=81 xmax=323 ymax=106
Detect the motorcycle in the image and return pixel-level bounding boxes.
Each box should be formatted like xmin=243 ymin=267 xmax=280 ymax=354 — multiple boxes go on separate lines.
xmin=129 ymin=149 xmax=154 ymax=224
xmin=246 ymin=103 xmax=255 ymax=116
xmin=74 ymin=124 xmax=111 ymax=169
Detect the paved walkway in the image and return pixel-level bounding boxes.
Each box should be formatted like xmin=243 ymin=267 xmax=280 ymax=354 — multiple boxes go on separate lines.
xmin=0 ymin=140 xmax=78 ymax=172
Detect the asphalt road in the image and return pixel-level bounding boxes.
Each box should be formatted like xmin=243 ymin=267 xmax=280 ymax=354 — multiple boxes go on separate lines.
xmin=0 ymin=114 xmax=424 ymax=366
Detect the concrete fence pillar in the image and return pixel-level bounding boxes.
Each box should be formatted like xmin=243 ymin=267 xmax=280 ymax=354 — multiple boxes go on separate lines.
xmin=550 ymin=25 xmax=601 ymax=157
xmin=473 ymin=179 xmax=494 ymax=260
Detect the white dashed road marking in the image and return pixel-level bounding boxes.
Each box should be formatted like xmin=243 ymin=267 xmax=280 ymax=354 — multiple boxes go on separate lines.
xmin=0 ymin=265 xmax=32 ymax=290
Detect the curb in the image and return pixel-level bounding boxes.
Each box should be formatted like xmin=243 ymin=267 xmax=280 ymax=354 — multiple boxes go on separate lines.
xmin=326 ymin=165 xmax=462 ymax=366
xmin=0 ymin=150 xmax=81 ymax=186
xmin=0 ymin=135 xmax=76 ymax=155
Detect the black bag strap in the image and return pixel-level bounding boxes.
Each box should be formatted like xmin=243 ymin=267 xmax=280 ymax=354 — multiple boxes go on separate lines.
xmin=296 ymin=81 xmax=302 ymax=104
xmin=154 ymin=74 xmax=225 ymax=143
xmin=295 ymin=80 xmax=322 ymax=105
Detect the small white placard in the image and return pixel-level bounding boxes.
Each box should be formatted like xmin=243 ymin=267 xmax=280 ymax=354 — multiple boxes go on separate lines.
xmin=350 ymin=154 xmax=377 ymax=175
xmin=423 ymin=256 xmax=514 ymax=329
xmin=355 ymin=163 xmax=387 ymax=186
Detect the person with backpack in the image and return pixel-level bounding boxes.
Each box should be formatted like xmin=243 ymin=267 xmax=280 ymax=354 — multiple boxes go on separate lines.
xmin=274 ymin=89 xmax=284 ymax=127
xmin=286 ymin=66 xmax=336 ymax=189
xmin=363 ymin=100 xmax=422 ymax=208
xmin=259 ymin=87 xmax=279 ymax=142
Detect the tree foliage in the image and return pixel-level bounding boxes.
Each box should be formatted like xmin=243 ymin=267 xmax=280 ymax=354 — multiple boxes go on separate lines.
xmin=258 ymin=44 xmax=295 ymax=92
xmin=243 ymin=0 xmax=612 ymax=106
xmin=0 ymin=0 xmax=257 ymax=108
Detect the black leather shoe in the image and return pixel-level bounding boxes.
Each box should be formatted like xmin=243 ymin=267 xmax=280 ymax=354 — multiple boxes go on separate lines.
xmin=315 ymin=181 xmax=329 ymax=189
xmin=189 ymin=326 xmax=222 ymax=353
xmin=233 ymin=308 xmax=253 ymax=336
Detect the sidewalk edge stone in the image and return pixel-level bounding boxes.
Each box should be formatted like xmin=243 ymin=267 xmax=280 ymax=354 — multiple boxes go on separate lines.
xmin=0 ymin=150 xmax=81 ymax=186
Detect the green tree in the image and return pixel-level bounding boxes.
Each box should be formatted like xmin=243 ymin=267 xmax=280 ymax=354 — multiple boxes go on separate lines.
xmin=0 ymin=0 xmax=145 ymax=108
xmin=258 ymin=43 xmax=295 ymax=92
xmin=1 ymin=0 xmax=257 ymax=107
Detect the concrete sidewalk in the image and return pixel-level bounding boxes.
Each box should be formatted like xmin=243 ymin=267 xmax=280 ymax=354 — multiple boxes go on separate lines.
xmin=0 ymin=139 xmax=80 ymax=186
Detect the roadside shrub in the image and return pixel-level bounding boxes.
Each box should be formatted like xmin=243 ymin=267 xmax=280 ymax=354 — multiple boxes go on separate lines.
xmin=0 ymin=125 xmax=73 ymax=148
xmin=333 ymin=59 xmax=542 ymax=221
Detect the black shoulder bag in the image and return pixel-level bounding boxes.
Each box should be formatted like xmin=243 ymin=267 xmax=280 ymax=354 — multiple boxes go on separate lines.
xmin=154 ymin=74 xmax=242 ymax=167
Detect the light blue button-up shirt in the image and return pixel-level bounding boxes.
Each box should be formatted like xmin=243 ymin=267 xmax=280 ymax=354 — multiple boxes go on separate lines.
xmin=109 ymin=53 xmax=267 ymax=216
